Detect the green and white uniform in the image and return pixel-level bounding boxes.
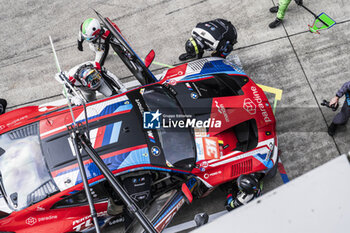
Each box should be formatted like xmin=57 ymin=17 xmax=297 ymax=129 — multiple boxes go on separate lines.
xmin=277 ymin=0 xmax=292 ymax=20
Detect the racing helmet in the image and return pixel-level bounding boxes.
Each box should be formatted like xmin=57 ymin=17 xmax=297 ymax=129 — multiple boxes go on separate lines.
xmin=80 ymin=18 xmax=102 ymax=42
xmin=237 ymin=174 xmax=259 ymax=194
xmin=185 ymin=37 xmax=202 ymax=55
xmin=77 ymin=67 xmax=102 ymax=90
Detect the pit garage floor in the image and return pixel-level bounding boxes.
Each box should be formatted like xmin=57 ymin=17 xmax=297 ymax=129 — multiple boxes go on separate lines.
xmin=1 ymin=0 xmax=349 ymax=232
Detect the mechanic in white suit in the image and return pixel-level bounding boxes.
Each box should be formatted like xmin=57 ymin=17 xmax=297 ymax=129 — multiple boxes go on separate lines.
xmin=55 ymin=61 xmax=127 ymax=105
xmin=77 ymin=18 xmax=112 ymax=66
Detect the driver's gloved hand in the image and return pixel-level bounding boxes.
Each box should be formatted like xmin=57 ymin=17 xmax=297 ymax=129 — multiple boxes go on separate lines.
xmin=77 ymin=40 xmax=83 ymax=51
xmin=179 ymin=53 xmax=196 ymax=61
xmin=294 ymin=0 xmax=303 ymax=5
xmin=0 ymin=99 xmax=7 ymax=115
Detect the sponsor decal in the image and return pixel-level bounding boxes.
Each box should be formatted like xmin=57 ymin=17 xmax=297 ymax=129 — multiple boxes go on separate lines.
xmin=202 ymin=137 xmax=220 ymax=160
xmin=36 ymin=206 xmax=46 ymax=211
xmin=26 ymin=217 xmax=37 ymax=226
xmin=147 ymin=130 xmax=156 ymax=143
xmin=215 ymin=100 xmax=229 ymax=122
xmin=2 ymin=115 xmax=29 ymax=129
xmin=26 ymin=215 xmax=58 ymax=226
xmin=251 ymin=86 xmax=272 ymax=122
xmin=73 ymin=211 xmax=107 ymax=231
xmin=243 ymin=98 xmax=256 ymax=115
xmin=135 ymin=99 xmax=145 ymax=115
xmin=108 ymin=216 xmax=125 ymax=226
xmin=143 ymin=110 xmax=162 ymax=129
xmin=151 ymin=146 xmax=161 ymax=156
xmin=169 ymin=79 xmax=177 ymax=86
xmin=166 ymin=160 xmax=174 ymax=167
xmin=201 ymin=161 xmax=209 ymax=168
xmin=191 ymin=92 xmax=199 ymax=99
xmin=204 ymin=170 xmax=222 ymax=179
xmin=194 ymin=127 xmax=207 ymax=137
xmin=185 ymin=83 xmax=193 ymax=91
xmin=38 ymin=215 xmax=58 ymax=222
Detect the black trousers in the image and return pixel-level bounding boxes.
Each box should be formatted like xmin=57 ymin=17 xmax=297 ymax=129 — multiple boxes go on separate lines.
xmin=332 ymin=99 xmax=350 ymax=125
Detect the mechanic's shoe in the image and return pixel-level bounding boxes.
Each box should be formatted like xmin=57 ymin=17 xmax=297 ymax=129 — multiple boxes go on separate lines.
xmin=179 ymin=53 xmax=196 ymax=61
xmin=269 ymin=18 xmax=283 ymax=28
xmin=107 ymin=199 xmax=123 ymax=216
xmin=0 ymin=99 xmax=7 ymax=115
xmin=328 ymin=123 xmax=337 ymax=136
xmin=269 ymin=6 xmax=279 ymax=13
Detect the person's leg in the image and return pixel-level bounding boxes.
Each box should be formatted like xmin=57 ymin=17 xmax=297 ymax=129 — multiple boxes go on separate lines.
xmin=269 ymin=0 xmax=292 ymax=28
xmin=328 ymin=101 xmax=350 ymax=136
xmin=277 ymin=0 xmax=292 ymax=20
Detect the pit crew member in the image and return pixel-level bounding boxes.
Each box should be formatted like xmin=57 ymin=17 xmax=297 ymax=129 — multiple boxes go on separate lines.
xmin=328 ymin=80 xmax=350 ymax=136
xmin=269 ymin=0 xmax=303 ymax=28
xmin=77 ymin=18 xmax=112 ymax=66
xmin=179 ymin=19 xmax=237 ymax=61
xmin=225 ymin=174 xmax=262 ymax=211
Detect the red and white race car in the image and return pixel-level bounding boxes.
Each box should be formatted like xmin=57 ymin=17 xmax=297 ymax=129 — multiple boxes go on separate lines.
xmin=0 ymin=13 xmax=278 ymax=233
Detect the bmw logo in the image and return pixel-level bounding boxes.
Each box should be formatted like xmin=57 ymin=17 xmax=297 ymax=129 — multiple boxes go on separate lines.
xmin=191 ymin=92 xmax=198 ymax=99
xmin=151 ymin=146 xmax=161 ymax=156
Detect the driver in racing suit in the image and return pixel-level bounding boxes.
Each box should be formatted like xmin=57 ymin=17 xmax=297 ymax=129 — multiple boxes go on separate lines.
xmin=55 ymin=61 xmax=127 ymax=105
xmin=0 ymin=99 xmax=7 ymax=115
xmin=225 ymin=174 xmax=262 ymax=211
xmin=179 ymin=19 xmax=237 ymax=61
xmin=77 ymin=18 xmax=112 ymax=66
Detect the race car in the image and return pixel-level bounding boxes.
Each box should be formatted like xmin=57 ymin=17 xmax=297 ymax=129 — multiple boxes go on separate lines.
xmin=0 ymin=13 xmax=278 ymax=233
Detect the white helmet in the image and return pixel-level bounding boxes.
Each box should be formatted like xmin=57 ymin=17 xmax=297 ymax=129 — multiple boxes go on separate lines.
xmin=80 ymin=18 xmax=102 ymax=42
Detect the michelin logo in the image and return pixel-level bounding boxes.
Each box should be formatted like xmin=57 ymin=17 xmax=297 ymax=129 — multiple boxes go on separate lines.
xmin=143 ymin=110 xmax=162 ymax=129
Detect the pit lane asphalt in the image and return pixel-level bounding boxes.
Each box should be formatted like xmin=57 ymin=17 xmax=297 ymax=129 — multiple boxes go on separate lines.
xmin=1 ymin=0 xmax=349 ymax=232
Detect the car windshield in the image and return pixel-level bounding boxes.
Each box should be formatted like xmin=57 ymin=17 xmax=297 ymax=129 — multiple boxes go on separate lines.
xmin=0 ymin=123 xmax=58 ymax=210
xmin=142 ymin=85 xmax=196 ymax=169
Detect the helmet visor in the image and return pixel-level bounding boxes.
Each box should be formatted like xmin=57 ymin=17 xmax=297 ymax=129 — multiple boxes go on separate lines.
xmin=81 ymin=69 xmax=101 ymax=89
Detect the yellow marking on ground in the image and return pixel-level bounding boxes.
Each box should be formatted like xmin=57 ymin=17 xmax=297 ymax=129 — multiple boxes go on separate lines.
xmin=257 ymin=84 xmax=283 ymax=100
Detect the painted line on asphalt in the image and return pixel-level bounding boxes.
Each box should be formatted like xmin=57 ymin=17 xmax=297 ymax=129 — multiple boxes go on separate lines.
xmin=257 ymin=84 xmax=283 ymax=114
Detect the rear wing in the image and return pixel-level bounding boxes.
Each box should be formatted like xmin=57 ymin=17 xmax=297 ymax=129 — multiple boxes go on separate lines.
xmin=95 ymin=10 xmax=157 ymax=85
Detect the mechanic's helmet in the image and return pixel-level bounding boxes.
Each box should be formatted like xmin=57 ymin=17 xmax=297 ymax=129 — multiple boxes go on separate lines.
xmin=80 ymin=18 xmax=102 ymax=42
xmin=237 ymin=174 xmax=259 ymax=194
xmin=78 ymin=67 xmax=102 ymax=90
xmin=185 ymin=37 xmax=200 ymax=55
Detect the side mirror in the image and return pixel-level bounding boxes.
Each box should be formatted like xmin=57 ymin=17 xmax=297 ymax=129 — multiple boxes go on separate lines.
xmin=144 ymin=49 xmax=155 ymax=68
xmin=181 ymin=183 xmax=193 ymax=203
xmin=194 ymin=212 xmax=209 ymax=227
